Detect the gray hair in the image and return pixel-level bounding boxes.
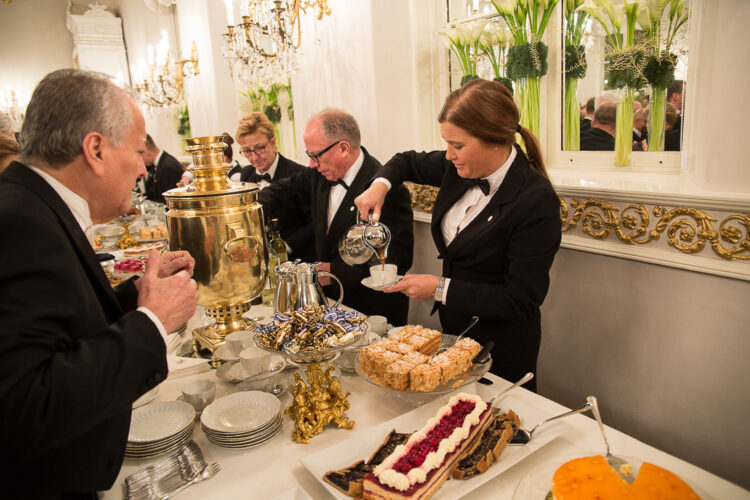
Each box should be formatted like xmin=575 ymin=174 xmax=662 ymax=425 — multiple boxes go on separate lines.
xmin=19 ymin=69 xmax=136 ymax=167
xmin=313 ymin=108 xmax=361 ymax=150
xmin=595 ymin=91 xmax=620 ymax=109
xmin=0 ymin=111 xmax=13 ymax=136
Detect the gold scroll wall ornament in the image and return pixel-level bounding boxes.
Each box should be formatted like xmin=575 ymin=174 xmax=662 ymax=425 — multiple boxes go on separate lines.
xmin=408 ymin=185 xmax=749 ymax=261
xmin=560 ymin=198 xmax=750 ymax=261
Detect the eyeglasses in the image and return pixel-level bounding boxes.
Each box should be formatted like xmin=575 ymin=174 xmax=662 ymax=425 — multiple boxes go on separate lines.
xmin=240 ymin=141 xmax=270 ymax=157
xmin=305 ymin=141 xmax=342 ymax=162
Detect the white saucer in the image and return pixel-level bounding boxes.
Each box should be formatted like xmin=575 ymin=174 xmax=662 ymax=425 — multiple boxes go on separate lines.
xmin=215 ymin=344 xmax=238 ymax=361
xmin=361 ymin=275 xmax=403 ymax=292
xmin=216 ymin=356 xmax=287 ymax=383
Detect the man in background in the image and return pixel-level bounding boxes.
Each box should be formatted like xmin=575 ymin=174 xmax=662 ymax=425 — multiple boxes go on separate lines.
xmin=237 ymin=112 xmax=315 ymax=262
xmin=580 ymin=97 xmax=595 ymax=133
xmin=258 ymin=108 xmax=414 ymax=325
xmin=0 ymin=69 xmax=199 ymax=497
xmin=141 ymin=133 xmax=184 ymax=203
xmin=580 ymin=103 xmax=617 ymax=151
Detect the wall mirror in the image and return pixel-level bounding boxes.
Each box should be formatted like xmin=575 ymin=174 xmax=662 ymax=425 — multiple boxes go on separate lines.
xmin=562 ymin=0 xmax=690 ymax=153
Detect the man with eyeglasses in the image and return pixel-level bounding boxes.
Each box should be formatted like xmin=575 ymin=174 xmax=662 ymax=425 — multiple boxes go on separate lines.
xmin=258 ymin=108 xmax=414 ymax=325
xmin=236 ymin=112 xmax=315 ymax=262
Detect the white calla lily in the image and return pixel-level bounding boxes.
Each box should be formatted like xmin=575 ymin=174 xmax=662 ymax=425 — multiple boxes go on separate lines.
xmin=577 ymin=0 xmax=608 ymax=30
xmin=493 ymin=0 xmax=517 ymax=15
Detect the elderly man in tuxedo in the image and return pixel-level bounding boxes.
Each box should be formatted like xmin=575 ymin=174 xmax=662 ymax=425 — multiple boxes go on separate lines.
xmin=237 ymin=111 xmax=315 ymax=262
xmin=0 ymin=69 xmax=199 ymax=498
xmin=141 ymin=133 xmax=184 ymax=203
xmin=258 ymin=108 xmax=414 ymax=325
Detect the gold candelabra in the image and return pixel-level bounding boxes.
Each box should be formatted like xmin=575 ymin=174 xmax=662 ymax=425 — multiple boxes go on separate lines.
xmin=132 ymin=34 xmax=199 ymax=108
xmin=222 ymin=0 xmax=331 ymax=86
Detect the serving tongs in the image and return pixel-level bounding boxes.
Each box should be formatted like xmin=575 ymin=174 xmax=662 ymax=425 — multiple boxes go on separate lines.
xmin=588 ymin=395 xmax=635 ymax=483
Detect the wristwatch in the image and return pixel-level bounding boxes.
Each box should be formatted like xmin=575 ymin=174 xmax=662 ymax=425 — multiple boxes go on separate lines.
xmin=433 ymin=277 xmax=446 ymax=303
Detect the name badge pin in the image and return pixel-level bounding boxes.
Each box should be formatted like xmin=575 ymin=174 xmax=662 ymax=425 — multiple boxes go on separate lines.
xmin=487 ymin=215 xmax=493 ymax=222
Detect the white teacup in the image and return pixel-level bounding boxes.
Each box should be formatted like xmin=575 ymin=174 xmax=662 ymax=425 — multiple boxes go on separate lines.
xmin=369 ymin=264 xmax=398 ymax=286
xmin=239 ymin=346 xmax=272 ymax=377
xmin=181 ymin=379 xmax=216 ymax=412
xmin=225 ymin=330 xmax=253 ymax=356
xmin=366 ymin=315 xmax=388 ymax=335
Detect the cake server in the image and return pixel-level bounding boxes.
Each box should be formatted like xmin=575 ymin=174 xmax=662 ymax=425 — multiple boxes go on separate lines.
xmin=588 ymin=395 xmax=635 ymax=483
xmin=508 ymin=400 xmax=592 ymax=445
xmin=489 ymin=371 xmax=534 ymax=406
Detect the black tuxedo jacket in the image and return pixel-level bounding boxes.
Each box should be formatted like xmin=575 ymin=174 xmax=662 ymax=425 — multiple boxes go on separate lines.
xmin=0 ymin=162 xmax=168 ymax=496
xmin=240 ymin=154 xmax=316 ymax=262
xmin=259 ymin=148 xmax=414 ymax=325
xmin=378 ymin=147 xmax=561 ymax=389
xmin=146 ymin=150 xmax=184 ymax=203
xmin=580 ymin=127 xmax=615 ymax=151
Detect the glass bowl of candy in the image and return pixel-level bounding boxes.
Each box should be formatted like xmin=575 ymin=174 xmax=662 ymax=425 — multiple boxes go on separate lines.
xmin=254 ymin=306 xmax=367 ymax=365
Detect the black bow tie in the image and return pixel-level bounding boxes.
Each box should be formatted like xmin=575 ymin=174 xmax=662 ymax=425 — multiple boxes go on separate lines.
xmin=327 ymin=179 xmax=349 ymax=190
xmin=251 ymin=172 xmax=272 ymax=183
xmin=462 ymin=177 xmax=490 ymax=195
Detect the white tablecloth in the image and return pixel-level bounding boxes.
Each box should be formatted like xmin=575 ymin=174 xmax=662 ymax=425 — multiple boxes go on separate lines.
xmin=102 ymin=307 xmax=750 ymax=500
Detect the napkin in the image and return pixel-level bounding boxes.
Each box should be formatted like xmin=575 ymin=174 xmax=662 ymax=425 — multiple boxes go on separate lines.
xmin=167 ymin=355 xmax=210 ymax=379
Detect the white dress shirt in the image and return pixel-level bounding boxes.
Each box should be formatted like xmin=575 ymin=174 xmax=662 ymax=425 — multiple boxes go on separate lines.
xmin=435 ymin=147 xmax=516 ymax=302
xmin=327 ymin=149 xmax=364 ymax=231
xmin=256 ymin=153 xmax=280 ymax=190
xmin=29 ymin=165 xmax=169 ymax=346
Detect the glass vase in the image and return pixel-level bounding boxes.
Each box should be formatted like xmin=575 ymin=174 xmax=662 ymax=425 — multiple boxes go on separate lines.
xmin=614 ymin=86 xmax=635 ymax=167
xmin=563 ymin=76 xmax=580 ymax=150
xmin=519 ymin=76 xmax=541 ymax=139
xmin=648 ymin=85 xmax=667 ymax=152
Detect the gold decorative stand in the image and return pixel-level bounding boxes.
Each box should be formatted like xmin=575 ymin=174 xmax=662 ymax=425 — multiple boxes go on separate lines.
xmin=115 ymin=215 xmax=139 ymax=249
xmin=286 ymin=363 xmax=354 ymax=444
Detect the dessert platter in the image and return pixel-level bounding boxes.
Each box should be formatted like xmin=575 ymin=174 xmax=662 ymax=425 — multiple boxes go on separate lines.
xmin=513 ymin=453 xmax=707 ymax=499
xmin=254 ymin=306 xmax=368 ymax=364
xmin=354 ymin=325 xmax=492 ymax=395
xmin=303 ymin=391 xmax=570 ymax=500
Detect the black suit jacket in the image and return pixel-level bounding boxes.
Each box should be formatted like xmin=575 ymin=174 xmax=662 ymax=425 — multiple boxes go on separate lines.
xmin=240 ymin=154 xmax=316 ymax=262
xmin=0 ymin=162 xmax=168 ymax=496
xmin=378 ymin=147 xmax=561 ymax=389
xmin=580 ymin=127 xmax=615 ymax=151
xmin=146 ymin=150 xmax=183 ymax=203
xmin=259 ymin=148 xmax=414 ymax=325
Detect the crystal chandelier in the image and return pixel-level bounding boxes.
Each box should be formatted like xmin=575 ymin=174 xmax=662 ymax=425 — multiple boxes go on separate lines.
xmin=1 ymin=87 xmax=24 ymax=131
xmin=222 ymin=0 xmax=331 ymax=87
xmin=131 ymin=30 xmax=200 ymax=107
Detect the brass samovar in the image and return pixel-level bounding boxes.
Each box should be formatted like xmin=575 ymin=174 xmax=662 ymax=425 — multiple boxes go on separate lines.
xmin=164 ymin=136 xmax=268 ymax=362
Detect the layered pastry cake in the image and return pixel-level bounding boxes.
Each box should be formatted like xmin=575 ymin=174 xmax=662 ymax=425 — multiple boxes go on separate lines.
xmin=362 ymin=393 xmax=493 ymax=500
xmin=124 ymin=241 xmax=166 ymax=257
xmin=452 ymin=409 xmax=519 ymax=480
xmin=324 ymin=430 xmax=411 ymax=497
xmin=138 ymin=225 xmax=168 ymax=239
xmin=359 ymin=328 xmax=482 ymax=392
xmin=113 ymin=257 xmax=148 ymax=277
xmin=552 ymin=455 xmax=701 ymax=499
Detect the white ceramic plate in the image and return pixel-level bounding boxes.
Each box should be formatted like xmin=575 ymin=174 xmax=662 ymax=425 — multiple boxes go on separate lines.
xmin=301 ymin=392 xmax=569 ymax=500
xmin=361 ymin=275 xmax=403 ymax=292
xmin=132 ymin=386 xmax=159 ymax=409
xmin=268 ymin=486 xmax=313 ymax=500
xmin=128 ymin=401 xmax=195 ymax=443
xmin=512 ymin=454 xmax=711 ymax=500
xmin=201 ymin=391 xmax=281 ymax=433
xmin=215 ymin=356 xmax=286 ymax=383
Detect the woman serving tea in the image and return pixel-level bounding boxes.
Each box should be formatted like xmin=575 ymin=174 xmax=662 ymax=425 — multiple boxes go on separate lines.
xmin=355 ymin=79 xmax=561 ymax=391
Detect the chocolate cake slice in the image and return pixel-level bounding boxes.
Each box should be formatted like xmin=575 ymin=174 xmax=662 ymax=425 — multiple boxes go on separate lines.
xmin=323 ymin=430 xmax=410 ymax=497
xmin=452 ymin=409 xmax=520 ymax=479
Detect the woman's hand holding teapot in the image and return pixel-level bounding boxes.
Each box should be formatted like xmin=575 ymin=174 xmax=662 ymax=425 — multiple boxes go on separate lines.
xmin=354 ymin=181 xmax=389 ymax=223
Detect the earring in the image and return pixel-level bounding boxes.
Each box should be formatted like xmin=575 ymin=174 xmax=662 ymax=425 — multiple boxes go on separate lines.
xmin=494 ymin=147 xmax=499 ymax=151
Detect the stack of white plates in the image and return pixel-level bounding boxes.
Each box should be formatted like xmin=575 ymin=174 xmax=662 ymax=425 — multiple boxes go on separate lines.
xmin=126 ymin=401 xmax=195 ymax=459
xmin=200 ymin=391 xmax=282 ymax=448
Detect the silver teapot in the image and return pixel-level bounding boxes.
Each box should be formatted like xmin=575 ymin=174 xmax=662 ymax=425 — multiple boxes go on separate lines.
xmin=338 ymin=214 xmax=391 ymax=266
xmin=273 ymin=262 xmax=344 ymax=313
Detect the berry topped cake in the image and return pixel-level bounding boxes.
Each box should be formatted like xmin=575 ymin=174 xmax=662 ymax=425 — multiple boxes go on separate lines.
xmin=363 ymin=393 xmax=493 ymax=500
